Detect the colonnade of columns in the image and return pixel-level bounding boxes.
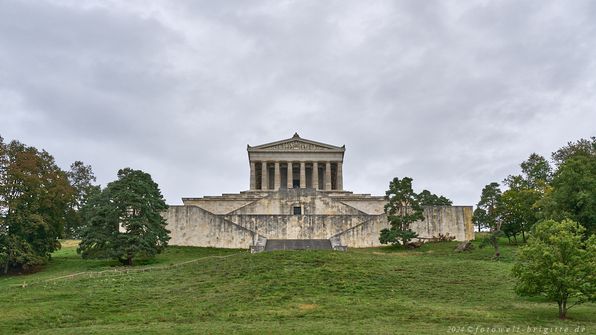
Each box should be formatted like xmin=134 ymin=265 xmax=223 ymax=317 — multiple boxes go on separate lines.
xmin=249 ymin=161 xmax=343 ymax=191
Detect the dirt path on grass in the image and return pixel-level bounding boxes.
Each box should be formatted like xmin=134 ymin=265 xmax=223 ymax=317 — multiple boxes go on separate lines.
xmin=6 ymin=252 xmax=245 ymax=289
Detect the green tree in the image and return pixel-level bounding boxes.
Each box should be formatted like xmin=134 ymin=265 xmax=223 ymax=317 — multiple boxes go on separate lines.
xmin=417 ymin=190 xmax=452 ymax=206
xmin=474 ymin=182 xmax=503 ymax=258
xmin=0 ymin=137 xmax=75 ymax=274
xmin=512 ymin=219 xmax=596 ymax=319
xmin=519 ymin=153 xmax=552 ymax=188
xmin=504 ymin=153 xmax=551 ymax=191
xmin=64 ymin=161 xmax=100 ymax=238
xmin=500 ymin=154 xmax=551 ymax=243
xmin=379 ymin=177 xmax=424 ymax=246
xmin=78 ymin=168 xmax=170 ymax=265
xmin=500 ymin=187 xmax=540 ymax=243
xmin=551 ymin=136 xmax=595 ymax=167
xmin=542 ymin=148 xmax=596 ymax=234
xmin=472 ymin=207 xmax=488 ymax=232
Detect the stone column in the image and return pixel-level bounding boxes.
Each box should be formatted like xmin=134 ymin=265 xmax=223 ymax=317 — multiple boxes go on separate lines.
xmin=261 ymin=161 xmax=268 ymax=190
xmin=287 ymin=162 xmax=293 ymax=189
xmin=300 ymin=162 xmax=306 ymax=188
xmin=312 ymin=162 xmax=319 ymax=190
xmin=325 ymin=161 xmax=332 ymax=190
xmin=274 ymin=161 xmax=280 ymax=190
xmin=250 ymin=161 xmax=256 ymax=190
xmin=336 ymin=161 xmax=343 ymax=191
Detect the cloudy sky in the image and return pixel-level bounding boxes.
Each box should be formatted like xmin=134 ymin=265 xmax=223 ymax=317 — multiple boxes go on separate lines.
xmin=1 ymin=0 xmax=594 ymax=205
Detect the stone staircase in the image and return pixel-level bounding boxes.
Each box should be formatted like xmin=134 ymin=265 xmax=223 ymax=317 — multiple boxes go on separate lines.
xmin=264 ymin=239 xmax=332 ymax=251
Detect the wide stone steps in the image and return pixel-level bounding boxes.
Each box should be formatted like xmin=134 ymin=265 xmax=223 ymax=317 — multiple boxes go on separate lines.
xmin=264 ymin=239 xmax=332 ymax=251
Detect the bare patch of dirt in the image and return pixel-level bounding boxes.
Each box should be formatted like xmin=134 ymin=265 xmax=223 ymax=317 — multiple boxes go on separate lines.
xmin=298 ymin=304 xmax=318 ymax=311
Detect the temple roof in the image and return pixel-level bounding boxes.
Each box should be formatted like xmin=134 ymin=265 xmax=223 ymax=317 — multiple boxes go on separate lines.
xmin=247 ymin=133 xmax=345 ymax=152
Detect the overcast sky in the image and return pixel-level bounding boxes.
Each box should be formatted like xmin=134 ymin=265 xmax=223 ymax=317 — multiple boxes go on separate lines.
xmin=1 ymin=0 xmax=595 ymax=205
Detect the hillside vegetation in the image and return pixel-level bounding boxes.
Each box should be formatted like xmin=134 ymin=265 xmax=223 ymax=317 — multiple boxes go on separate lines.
xmin=1 ymin=241 xmax=594 ymax=335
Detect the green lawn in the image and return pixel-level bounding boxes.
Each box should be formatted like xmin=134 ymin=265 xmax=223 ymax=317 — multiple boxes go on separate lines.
xmin=1 ymin=240 xmax=594 ymax=334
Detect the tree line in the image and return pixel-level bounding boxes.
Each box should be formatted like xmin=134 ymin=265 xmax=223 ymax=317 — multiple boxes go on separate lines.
xmin=472 ymin=137 xmax=595 ymax=319
xmin=0 ymin=136 xmax=169 ymax=274
xmin=378 ymin=137 xmax=595 ymax=319
xmin=473 ymin=137 xmax=595 ymax=255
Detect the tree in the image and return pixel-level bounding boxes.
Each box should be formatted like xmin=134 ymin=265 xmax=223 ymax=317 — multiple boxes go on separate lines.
xmin=417 ymin=190 xmax=453 ymax=206
xmin=472 ymin=207 xmax=488 ymax=232
xmin=551 ymin=136 xmax=596 ymax=167
xmin=512 ymin=219 xmax=596 ymax=319
xmin=504 ymin=153 xmax=552 ymax=192
xmin=0 ymin=137 xmax=75 ymax=273
xmin=499 ymin=154 xmax=551 ymax=243
xmin=542 ymin=146 xmax=596 ymax=235
xmin=519 ymin=153 xmax=552 ymax=189
xmin=78 ymin=168 xmax=170 ymax=265
xmin=379 ymin=177 xmax=424 ymax=246
xmin=500 ymin=187 xmax=540 ymax=243
xmin=474 ymin=182 xmax=503 ymax=258
xmin=64 ymin=161 xmax=100 ymax=238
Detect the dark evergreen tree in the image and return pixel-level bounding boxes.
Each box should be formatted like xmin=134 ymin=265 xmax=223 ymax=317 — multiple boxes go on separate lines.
xmin=417 ymin=189 xmax=452 ymax=206
xmin=78 ymin=168 xmax=170 ymax=265
xmin=379 ymin=177 xmax=424 ymax=246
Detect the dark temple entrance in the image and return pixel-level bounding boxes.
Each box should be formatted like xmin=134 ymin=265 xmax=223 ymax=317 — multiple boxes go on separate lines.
xmin=264 ymin=239 xmax=332 ymax=251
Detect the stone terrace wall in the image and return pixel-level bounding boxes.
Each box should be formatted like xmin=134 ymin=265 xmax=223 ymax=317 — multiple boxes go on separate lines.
xmin=333 ymin=206 xmax=474 ymax=248
xmin=164 ymin=204 xmax=474 ymax=249
xmin=412 ymin=206 xmax=474 ymax=241
xmin=165 ymin=206 xmax=261 ymax=248
xmin=224 ymin=214 xmax=370 ymax=240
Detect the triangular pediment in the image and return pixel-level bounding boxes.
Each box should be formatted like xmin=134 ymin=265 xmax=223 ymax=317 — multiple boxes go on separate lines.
xmin=248 ymin=133 xmax=344 ymax=152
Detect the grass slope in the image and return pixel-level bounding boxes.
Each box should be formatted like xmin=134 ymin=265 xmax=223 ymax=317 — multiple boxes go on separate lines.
xmin=1 ymin=240 xmax=594 ymax=334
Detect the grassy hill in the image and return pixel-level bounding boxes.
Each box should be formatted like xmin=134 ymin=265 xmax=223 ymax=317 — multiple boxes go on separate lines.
xmin=1 ymin=240 xmax=594 ymax=334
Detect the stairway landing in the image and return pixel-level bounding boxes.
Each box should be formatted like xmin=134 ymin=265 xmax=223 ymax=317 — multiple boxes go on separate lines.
xmin=264 ymin=239 xmax=332 ymax=251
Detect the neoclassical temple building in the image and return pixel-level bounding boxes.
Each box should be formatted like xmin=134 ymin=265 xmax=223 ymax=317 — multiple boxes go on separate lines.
xmin=165 ymin=134 xmax=474 ymax=251
xmin=248 ymin=133 xmax=345 ymax=192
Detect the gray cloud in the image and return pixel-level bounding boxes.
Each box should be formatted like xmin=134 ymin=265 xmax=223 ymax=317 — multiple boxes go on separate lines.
xmin=1 ymin=0 xmax=595 ymax=205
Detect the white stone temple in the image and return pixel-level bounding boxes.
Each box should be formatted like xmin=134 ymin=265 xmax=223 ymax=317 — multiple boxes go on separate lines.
xmin=248 ymin=133 xmax=345 ymax=191
xmin=164 ymin=133 xmax=474 ymax=251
